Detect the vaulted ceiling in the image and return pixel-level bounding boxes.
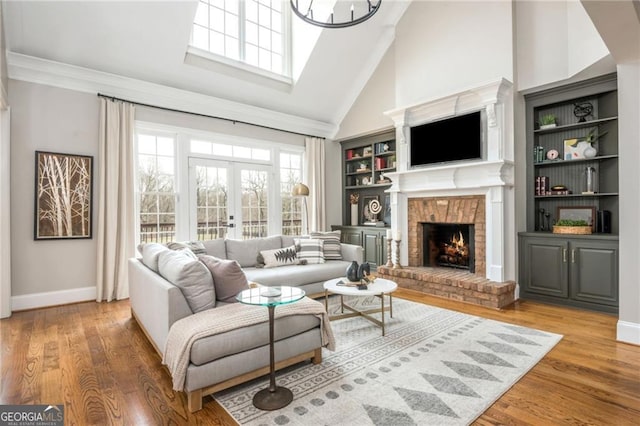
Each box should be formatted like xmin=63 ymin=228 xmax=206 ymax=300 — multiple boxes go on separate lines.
xmin=3 ymin=1 xmax=411 ymax=137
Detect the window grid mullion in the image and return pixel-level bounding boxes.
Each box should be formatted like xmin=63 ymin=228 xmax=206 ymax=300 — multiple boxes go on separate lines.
xmin=239 ymin=0 xmax=246 ymax=62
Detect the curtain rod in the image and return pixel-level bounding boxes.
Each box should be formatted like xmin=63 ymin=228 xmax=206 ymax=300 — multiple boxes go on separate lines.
xmin=97 ymin=93 xmax=323 ymax=139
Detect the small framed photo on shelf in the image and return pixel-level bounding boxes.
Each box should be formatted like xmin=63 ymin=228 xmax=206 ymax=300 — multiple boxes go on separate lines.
xmin=556 ymin=206 xmax=596 ymax=231
xmin=362 ymin=146 xmax=372 ymax=157
xmin=563 ymin=138 xmax=588 ymax=160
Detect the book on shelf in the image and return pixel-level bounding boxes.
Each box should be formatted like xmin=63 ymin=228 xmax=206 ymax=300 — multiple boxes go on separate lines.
xmin=535 ymin=176 xmax=549 ymax=196
xmin=374 ymin=157 xmax=386 ymax=170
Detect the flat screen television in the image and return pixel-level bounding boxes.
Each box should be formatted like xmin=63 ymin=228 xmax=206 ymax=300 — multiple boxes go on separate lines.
xmin=410 ymin=111 xmax=483 ymax=168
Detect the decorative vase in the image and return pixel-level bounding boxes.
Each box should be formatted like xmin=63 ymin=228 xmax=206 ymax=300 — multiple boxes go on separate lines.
xmin=351 ymin=204 xmax=358 ymax=226
xmin=583 ymin=144 xmax=597 ymax=158
xmin=346 ymin=261 xmax=359 ymax=282
xmin=357 ymin=262 xmax=370 ymax=280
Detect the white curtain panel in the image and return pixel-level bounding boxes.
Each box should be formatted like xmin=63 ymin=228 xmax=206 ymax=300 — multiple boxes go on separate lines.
xmin=304 ymin=137 xmax=326 ymax=232
xmin=96 ymin=99 xmax=135 ymax=302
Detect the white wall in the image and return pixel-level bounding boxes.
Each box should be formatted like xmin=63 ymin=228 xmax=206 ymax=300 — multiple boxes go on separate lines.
xmin=9 ymin=80 xmax=100 ymax=303
xmin=515 ymin=0 xmax=611 ymax=92
xmin=617 ymin=63 xmax=640 ymax=344
xmin=0 ymin=1 xmax=11 ymax=317
xmin=334 ymin=46 xmax=396 ymax=140
xmin=394 ymin=1 xmax=514 ymax=108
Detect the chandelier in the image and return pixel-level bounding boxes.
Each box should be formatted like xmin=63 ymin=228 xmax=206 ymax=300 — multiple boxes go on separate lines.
xmin=290 ymin=0 xmax=382 ymax=29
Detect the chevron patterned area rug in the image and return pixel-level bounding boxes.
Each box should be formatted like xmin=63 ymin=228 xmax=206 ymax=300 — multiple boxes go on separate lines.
xmin=215 ymin=296 xmax=562 ymax=425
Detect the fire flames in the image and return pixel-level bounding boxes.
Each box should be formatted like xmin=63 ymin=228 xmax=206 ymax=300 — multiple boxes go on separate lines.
xmin=440 ymin=231 xmax=470 ymax=266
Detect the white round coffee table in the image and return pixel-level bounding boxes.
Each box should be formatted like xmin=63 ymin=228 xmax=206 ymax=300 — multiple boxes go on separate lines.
xmin=323 ymin=277 xmax=398 ymax=336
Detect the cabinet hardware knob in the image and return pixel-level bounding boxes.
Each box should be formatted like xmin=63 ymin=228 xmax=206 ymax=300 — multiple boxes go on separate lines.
xmin=571 ymin=249 xmax=576 ymax=263
xmin=563 ymin=248 xmax=567 ymax=263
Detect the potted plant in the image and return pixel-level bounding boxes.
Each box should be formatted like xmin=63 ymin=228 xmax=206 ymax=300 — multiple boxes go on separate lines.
xmin=583 ymin=127 xmax=609 ymax=158
xmin=552 ymin=219 xmax=592 ymax=235
xmin=539 ymin=114 xmax=557 ymax=129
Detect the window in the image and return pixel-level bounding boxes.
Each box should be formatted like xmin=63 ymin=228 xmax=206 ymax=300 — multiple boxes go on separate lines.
xmin=280 ymin=152 xmax=303 ymax=235
xmin=136 ymin=133 xmax=177 ymax=243
xmin=135 ymin=125 xmax=304 ymax=243
xmin=191 ymin=139 xmax=270 ymax=161
xmin=191 ymin=0 xmax=287 ymax=76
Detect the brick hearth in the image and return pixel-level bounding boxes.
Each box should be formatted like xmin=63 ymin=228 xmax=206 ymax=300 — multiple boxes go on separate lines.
xmin=381 ymin=194 xmax=515 ymax=309
xmin=377 ymin=266 xmax=516 ymax=309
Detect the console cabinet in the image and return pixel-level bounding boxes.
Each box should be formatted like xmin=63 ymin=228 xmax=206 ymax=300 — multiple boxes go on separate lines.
xmin=520 ymin=74 xmax=619 ymax=313
xmin=518 ymin=233 xmax=618 ymax=313
xmin=331 ymin=225 xmax=388 ymax=270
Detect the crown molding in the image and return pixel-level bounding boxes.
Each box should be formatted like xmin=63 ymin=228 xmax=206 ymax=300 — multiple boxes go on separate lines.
xmin=7 ymin=52 xmax=337 ymax=138
xmin=384 ymin=78 xmax=513 ymax=127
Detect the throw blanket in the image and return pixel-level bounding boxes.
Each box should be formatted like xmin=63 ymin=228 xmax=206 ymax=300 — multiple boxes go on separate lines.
xmin=163 ymin=297 xmax=336 ymax=391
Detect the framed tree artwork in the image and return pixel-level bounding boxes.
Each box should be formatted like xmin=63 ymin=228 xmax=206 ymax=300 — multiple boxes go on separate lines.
xmin=35 ymin=151 xmax=93 ymax=240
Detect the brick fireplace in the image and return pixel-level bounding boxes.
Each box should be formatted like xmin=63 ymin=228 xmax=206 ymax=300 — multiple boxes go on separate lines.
xmin=408 ymin=195 xmax=485 ymax=275
xmin=377 ymin=78 xmax=517 ymax=309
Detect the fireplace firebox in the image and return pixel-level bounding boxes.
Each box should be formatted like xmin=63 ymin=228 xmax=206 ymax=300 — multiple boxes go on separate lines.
xmin=422 ymin=223 xmax=475 ymax=272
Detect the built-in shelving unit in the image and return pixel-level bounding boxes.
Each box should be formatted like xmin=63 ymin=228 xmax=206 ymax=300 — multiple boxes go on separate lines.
xmin=519 ymin=73 xmax=619 ymax=313
xmin=335 ymin=130 xmax=396 ymax=270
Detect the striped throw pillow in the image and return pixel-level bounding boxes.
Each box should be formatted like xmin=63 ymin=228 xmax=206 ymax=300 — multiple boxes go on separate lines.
xmin=295 ymin=238 xmax=325 ymax=264
xmin=310 ymin=231 xmax=343 ymax=260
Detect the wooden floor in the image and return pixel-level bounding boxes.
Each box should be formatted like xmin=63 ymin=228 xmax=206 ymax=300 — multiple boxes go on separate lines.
xmin=1 ymin=289 xmax=639 ymax=425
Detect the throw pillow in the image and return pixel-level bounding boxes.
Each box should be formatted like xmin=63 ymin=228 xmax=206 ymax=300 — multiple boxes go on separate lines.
xmin=166 ymin=240 xmax=207 ymax=255
xmin=310 ymin=230 xmax=343 ymax=260
xmin=157 ymin=249 xmax=215 ymax=313
xmin=137 ymin=242 xmax=169 ymax=273
xmin=295 ymin=238 xmax=325 ymax=264
xmin=225 ymin=236 xmax=282 ymax=268
xmin=260 ymin=245 xmax=299 ymax=268
xmin=198 ymin=255 xmax=250 ymax=303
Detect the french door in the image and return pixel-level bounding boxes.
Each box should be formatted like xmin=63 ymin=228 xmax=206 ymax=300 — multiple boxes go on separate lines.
xmin=188 ymin=157 xmax=272 ymax=240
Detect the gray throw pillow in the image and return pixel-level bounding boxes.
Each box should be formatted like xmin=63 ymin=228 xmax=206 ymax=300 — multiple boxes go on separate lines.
xmin=137 ymin=242 xmax=169 ymax=273
xmin=166 ymin=240 xmax=207 ymax=255
xmin=198 ymin=255 xmax=249 ymax=303
xmin=225 ymin=236 xmax=282 ymax=267
xmin=157 ymin=250 xmax=215 ymax=313
xmin=295 ymin=238 xmax=325 ymax=264
xmin=310 ymin=230 xmax=343 ymax=260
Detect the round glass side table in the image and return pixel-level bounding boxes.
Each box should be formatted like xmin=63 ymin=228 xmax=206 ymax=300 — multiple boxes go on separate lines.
xmin=236 ymin=286 xmax=305 ymax=410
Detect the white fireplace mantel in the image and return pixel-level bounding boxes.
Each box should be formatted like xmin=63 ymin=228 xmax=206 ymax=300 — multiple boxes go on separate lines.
xmin=383 ymin=78 xmax=516 ymax=284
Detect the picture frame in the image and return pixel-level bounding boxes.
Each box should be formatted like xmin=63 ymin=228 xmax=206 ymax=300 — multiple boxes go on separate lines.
xmin=556 ymin=206 xmax=596 ymax=232
xmin=362 ymin=146 xmax=372 ymax=157
xmin=563 ymin=137 xmax=588 ymax=160
xmin=361 ymin=195 xmax=381 ymax=225
xmin=35 ymin=151 xmax=93 ymax=240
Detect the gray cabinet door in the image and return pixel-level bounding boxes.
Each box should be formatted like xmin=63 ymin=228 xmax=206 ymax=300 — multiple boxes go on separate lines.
xmin=342 ymin=229 xmax=362 ymax=246
xmin=570 ymin=240 xmax=618 ymax=306
xmin=362 ymin=230 xmax=381 ymax=268
xmin=520 ymin=237 xmax=569 ymax=298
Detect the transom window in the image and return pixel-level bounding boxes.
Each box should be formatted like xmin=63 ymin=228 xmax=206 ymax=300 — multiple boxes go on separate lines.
xmin=191 ymin=139 xmax=270 ymax=161
xmin=191 ymin=0 xmax=287 ymax=76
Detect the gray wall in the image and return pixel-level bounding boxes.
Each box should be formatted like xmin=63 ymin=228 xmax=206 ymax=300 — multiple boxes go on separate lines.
xmin=9 ymin=80 xmax=340 ymax=301
xmin=9 ymin=80 xmax=100 ymax=297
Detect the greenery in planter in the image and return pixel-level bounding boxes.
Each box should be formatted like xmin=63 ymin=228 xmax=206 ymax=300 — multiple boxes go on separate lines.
xmin=555 ymin=219 xmax=589 ymax=226
xmin=540 ymin=114 xmax=557 ymax=126
xmin=585 ymin=127 xmax=608 ymax=145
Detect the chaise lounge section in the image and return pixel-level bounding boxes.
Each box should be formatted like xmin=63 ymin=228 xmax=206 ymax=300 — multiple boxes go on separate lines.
xmin=129 ymin=234 xmax=363 ymax=411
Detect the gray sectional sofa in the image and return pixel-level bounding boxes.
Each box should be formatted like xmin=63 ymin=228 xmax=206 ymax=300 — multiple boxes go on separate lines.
xmin=128 ymin=234 xmax=363 ymax=411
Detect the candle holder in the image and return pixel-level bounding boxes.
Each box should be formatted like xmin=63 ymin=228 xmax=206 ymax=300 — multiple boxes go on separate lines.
xmin=385 ymin=238 xmax=393 ymax=267
xmin=393 ymin=239 xmax=403 ymax=269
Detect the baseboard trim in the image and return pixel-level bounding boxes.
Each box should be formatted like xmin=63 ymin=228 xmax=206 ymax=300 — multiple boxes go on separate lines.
xmin=617 ymin=320 xmax=640 ymax=345
xmin=12 ymin=286 xmax=96 ymax=311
